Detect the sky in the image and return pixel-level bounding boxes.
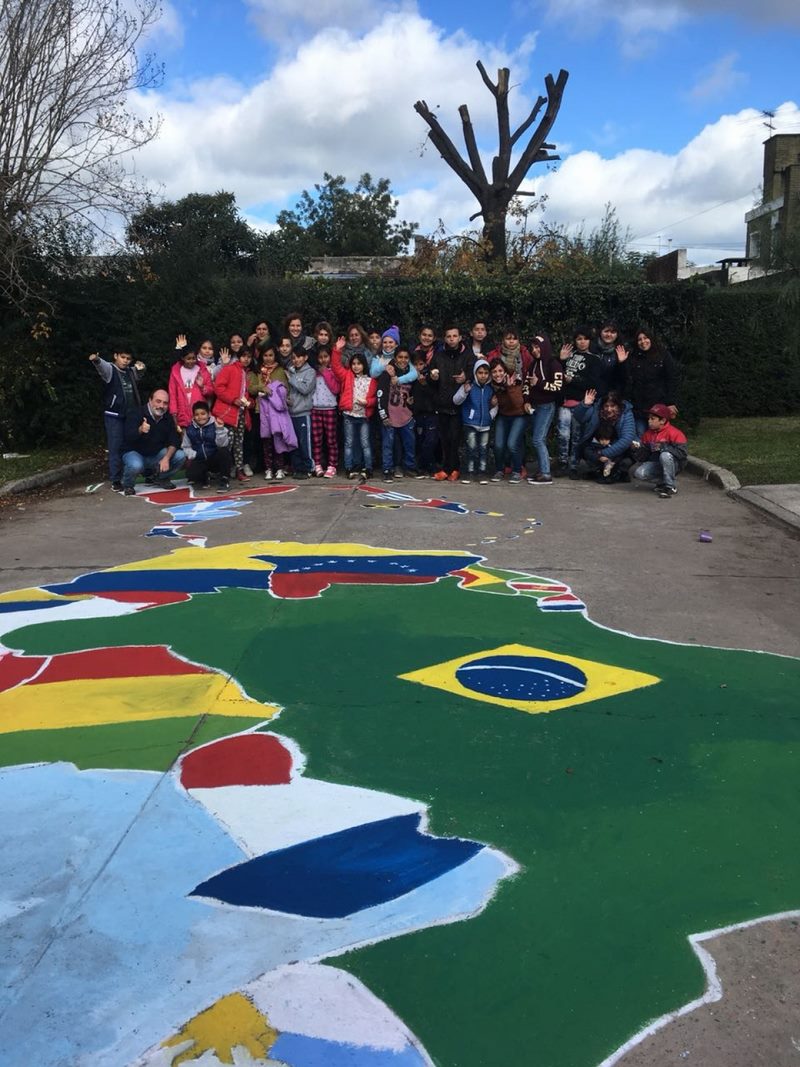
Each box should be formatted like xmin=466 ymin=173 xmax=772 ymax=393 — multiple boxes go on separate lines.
xmin=134 ymin=0 xmax=800 ymax=266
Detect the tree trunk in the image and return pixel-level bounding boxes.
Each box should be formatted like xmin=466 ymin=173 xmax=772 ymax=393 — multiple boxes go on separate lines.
xmin=482 ymin=201 xmax=509 ymax=266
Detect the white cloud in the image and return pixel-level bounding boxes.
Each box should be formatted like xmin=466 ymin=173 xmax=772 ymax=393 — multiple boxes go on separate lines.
xmin=536 ymin=0 xmax=800 ymax=56
xmin=686 ymin=52 xmax=748 ymax=103
xmin=130 ymin=11 xmax=541 ymax=210
xmin=528 ymin=102 xmax=800 ymax=263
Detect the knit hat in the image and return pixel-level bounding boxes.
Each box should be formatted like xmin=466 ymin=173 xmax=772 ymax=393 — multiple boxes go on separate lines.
xmin=648 ymin=403 xmax=672 ymax=421
xmin=382 ymin=325 xmax=400 ymax=345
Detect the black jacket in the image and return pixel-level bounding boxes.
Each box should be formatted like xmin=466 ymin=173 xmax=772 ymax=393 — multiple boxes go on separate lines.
xmin=124 ymin=404 xmax=182 ymax=455
xmin=429 ymin=344 xmax=473 ymax=414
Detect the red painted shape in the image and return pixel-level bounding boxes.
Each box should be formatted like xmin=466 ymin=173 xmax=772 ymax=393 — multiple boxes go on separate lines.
xmin=269 ymin=571 xmax=431 ymax=599
xmin=0 ymin=652 xmax=47 ymax=692
xmin=510 ymin=582 xmax=569 ymax=593
xmin=92 ymin=590 xmax=192 ymax=607
xmin=139 ymin=488 xmax=194 ymax=505
xmin=31 ymin=645 xmax=208 ymax=685
xmin=180 ymin=732 xmax=292 ymax=788
xmin=451 ymin=569 xmax=480 ymax=585
xmin=540 ymin=593 xmax=581 ymax=604
xmin=139 ymin=484 xmax=295 ymax=507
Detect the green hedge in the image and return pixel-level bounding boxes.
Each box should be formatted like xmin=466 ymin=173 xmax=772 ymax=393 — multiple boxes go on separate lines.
xmin=0 ymin=271 xmax=797 ymax=448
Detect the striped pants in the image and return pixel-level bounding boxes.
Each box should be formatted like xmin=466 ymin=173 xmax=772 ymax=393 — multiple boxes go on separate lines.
xmin=311 ymin=408 xmax=338 ymax=469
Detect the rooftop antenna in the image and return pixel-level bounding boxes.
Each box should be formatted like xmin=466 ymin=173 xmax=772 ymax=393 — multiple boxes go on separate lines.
xmin=762 ymin=109 xmax=775 ymax=132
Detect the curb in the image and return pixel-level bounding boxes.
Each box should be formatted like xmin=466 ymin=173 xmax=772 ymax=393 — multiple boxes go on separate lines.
xmin=685 ymin=454 xmax=741 ymax=494
xmin=732 ymin=486 xmax=800 ymax=536
xmin=0 ymin=458 xmax=97 ymax=497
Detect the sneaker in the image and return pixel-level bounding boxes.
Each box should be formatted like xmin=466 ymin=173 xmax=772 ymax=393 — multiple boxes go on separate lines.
xmin=242 ymin=464 xmax=254 ymax=477
xmin=479 ymin=473 xmax=489 ymax=484
xmin=122 ymin=485 xmax=136 ymax=496
xmin=383 ymin=471 xmax=394 ymax=482
xmin=294 ymin=471 xmax=310 ymax=480
xmin=509 ymin=472 xmax=522 ymax=483
xmin=433 ymin=470 xmax=448 ymax=481
xmin=393 ymin=469 xmax=405 ymax=479
xmin=448 ymin=470 xmax=460 ymax=482
xmin=263 ymin=469 xmax=273 ymax=480
xmin=314 ymin=464 xmax=324 ymax=477
xmin=324 ymin=465 xmax=336 ymax=478
xmin=347 ymin=470 xmax=359 ymax=480
xmin=275 ymin=469 xmax=285 ymax=480
xmin=415 ymin=470 xmax=429 ymax=479
xmin=236 ymin=470 xmax=247 ymax=482
xmin=154 ymin=478 xmax=176 ymax=490
xmin=461 ymin=475 xmax=473 ymax=484
xmin=111 ymin=480 xmax=124 ymax=493
xmin=528 ymin=473 xmax=553 ymax=485
xmin=403 ymin=468 xmax=417 ymax=478
xmin=490 ymin=472 xmax=503 ymax=482
xmin=657 ymin=486 xmax=673 ymax=498
xmin=217 ymin=478 xmax=230 ymax=492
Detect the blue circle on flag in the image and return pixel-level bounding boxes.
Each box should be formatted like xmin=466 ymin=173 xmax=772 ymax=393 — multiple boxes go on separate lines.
xmin=455 ymin=654 xmax=587 ymax=702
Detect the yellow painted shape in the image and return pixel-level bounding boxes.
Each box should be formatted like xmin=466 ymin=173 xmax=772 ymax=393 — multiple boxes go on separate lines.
xmin=0 ymin=588 xmax=83 ymax=604
xmin=162 ymin=992 xmax=283 ymax=1065
xmin=399 ymin=642 xmax=660 ymax=715
xmin=0 ymin=672 xmax=276 ymax=735
xmin=455 ymin=566 xmax=511 ymax=590
xmin=107 ymin=540 xmax=477 ymax=576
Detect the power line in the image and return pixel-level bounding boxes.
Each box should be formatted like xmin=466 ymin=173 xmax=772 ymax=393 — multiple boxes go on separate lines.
xmin=630 ymin=192 xmax=753 ymax=243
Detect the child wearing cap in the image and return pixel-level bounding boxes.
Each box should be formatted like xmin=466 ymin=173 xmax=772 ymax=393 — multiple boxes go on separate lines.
xmin=631 ymin=404 xmax=688 ymax=498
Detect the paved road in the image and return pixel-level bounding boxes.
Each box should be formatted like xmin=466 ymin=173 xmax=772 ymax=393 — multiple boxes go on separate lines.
xmin=3 ymin=470 xmax=799 ymax=656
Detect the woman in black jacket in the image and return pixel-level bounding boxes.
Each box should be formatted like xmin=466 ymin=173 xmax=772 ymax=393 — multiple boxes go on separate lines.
xmin=622 ymin=328 xmax=678 ymax=435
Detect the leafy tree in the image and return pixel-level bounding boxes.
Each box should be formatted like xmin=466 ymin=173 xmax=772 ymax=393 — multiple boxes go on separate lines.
xmin=275 ymin=173 xmax=418 ymax=258
xmin=127 ymin=191 xmax=265 ymax=271
xmin=0 ymin=0 xmax=163 ymax=309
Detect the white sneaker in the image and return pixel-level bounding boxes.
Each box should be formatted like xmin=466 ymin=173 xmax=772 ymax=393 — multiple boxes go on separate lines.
xmin=275 ymin=469 xmax=285 ymax=480
xmin=263 ymin=469 xmax=273 ymax=480
xmin=242 ymin=464 xmax=254 ymax=477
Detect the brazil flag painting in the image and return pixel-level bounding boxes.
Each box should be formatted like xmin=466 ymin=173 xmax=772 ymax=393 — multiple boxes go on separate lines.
xmin=0 ymin=541 xmax=798 ymax=1067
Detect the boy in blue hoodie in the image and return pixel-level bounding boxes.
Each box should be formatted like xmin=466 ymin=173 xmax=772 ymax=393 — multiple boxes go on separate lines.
xmin=454 ymin=358 xmax=496 ymax=483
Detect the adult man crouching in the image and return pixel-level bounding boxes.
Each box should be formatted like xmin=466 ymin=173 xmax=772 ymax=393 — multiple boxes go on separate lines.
xmin=121 ymin=388 xmax=186 ymax=496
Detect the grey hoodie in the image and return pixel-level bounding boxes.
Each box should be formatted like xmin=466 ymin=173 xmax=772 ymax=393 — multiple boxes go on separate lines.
xmin=286 ymin=362 xmax=316 ymax=415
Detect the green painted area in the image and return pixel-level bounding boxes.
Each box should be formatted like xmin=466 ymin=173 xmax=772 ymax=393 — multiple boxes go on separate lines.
xmin=3 ymin=572 xmax=800 ymax=1067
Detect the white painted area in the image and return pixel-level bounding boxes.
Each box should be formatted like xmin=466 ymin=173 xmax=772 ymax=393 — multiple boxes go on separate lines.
xmin=0 ymin=898 xmax=43 ymax=924
xmin=0 ymin=597 xmax=143 ymax=650
xmin=598 ymin=909 xmax=800 ymax=1066
xmin=247 ymin=962 xmax=427 ymax=1052
xmin=189 ymin=775 xmax=424 ymax=856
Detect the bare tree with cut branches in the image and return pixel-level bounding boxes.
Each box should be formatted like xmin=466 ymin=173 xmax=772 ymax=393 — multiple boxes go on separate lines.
xmin=414 ymin=63 xmax=568 ymax=266
xmin=0 ymin=0 xmax=164 ymax=308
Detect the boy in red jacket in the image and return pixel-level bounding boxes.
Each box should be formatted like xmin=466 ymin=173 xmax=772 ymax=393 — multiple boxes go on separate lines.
xmin=631 ymin=403 xmax=688 ymax=498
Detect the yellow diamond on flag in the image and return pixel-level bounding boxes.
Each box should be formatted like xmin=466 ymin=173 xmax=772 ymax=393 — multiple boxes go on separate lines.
xmin=399 ymin=643 xmax=660 ymax=715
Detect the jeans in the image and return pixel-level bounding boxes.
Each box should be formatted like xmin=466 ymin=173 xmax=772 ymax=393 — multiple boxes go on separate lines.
xmin=493 ymin=415 xmax=525 ymax=473
xmin=414 ymin=414 xmax=439 ymax=473
xmin=633 ymin=451 xmax=677 ymax=488
xmin=464 ymin=427 xmax=490 ymax=472
xmin=103 ymin=413 xmax=126 ymax=482
xmin=381 ymin=420 xmax=416 ymax=472
xmin=556 ymin=405 xmax=581 ymax=469
xmin=290 ymin=413 xmax=313 ymax=473
xmin=343 ymin=415 xmax=372 ymax=471
xmin=121 ymin=447 xmax=186 ymax=489
xmin=530 ymin=403 xmax=555 ymax=476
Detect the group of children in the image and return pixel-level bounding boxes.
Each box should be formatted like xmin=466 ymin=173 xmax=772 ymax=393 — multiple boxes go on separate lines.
xmin=92 ymin=312 xmax=688 ymax=499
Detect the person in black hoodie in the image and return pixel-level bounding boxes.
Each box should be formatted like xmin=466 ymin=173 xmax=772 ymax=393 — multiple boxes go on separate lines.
xmin=622 ymin=328 xmax=679 ymax=435
xmin=556 ymin=326 xmax=602 ymax=478
xmin=429 ymin=325 xmax=473 ymax=481
xmin=411 ymin=353 xmax=440 ymax=476
xmin=90 ymin=346 xmax=145 ymax=492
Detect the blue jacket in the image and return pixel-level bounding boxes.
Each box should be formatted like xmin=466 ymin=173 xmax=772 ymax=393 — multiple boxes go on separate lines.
xmin=573 ymin=398 xmax=636 ymax=459
xmin=454 ymin=360 xmax=494 ymax=429
xmin=183 ymin=419 xmax=229 ymax=461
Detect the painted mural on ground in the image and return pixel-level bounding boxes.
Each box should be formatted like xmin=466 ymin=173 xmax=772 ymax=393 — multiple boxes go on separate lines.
xmin=0 ymin=542 xmax=799 ymax=1067
xmin=137 ymin=482 xmax=298 ymax=546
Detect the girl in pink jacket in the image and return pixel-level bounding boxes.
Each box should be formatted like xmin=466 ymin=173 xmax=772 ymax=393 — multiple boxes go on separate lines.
xmin=168 ymin=341 xmax=214 ymax=429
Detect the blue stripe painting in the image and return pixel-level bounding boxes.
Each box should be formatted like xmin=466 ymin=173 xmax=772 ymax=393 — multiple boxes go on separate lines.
xmin=271 ymin=1031 xmax=429 ymax=1066
xmin=252 ymin=553 xmax=481 ymax=578
xmin=191 ymin=813 xmax=483 ymax=918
